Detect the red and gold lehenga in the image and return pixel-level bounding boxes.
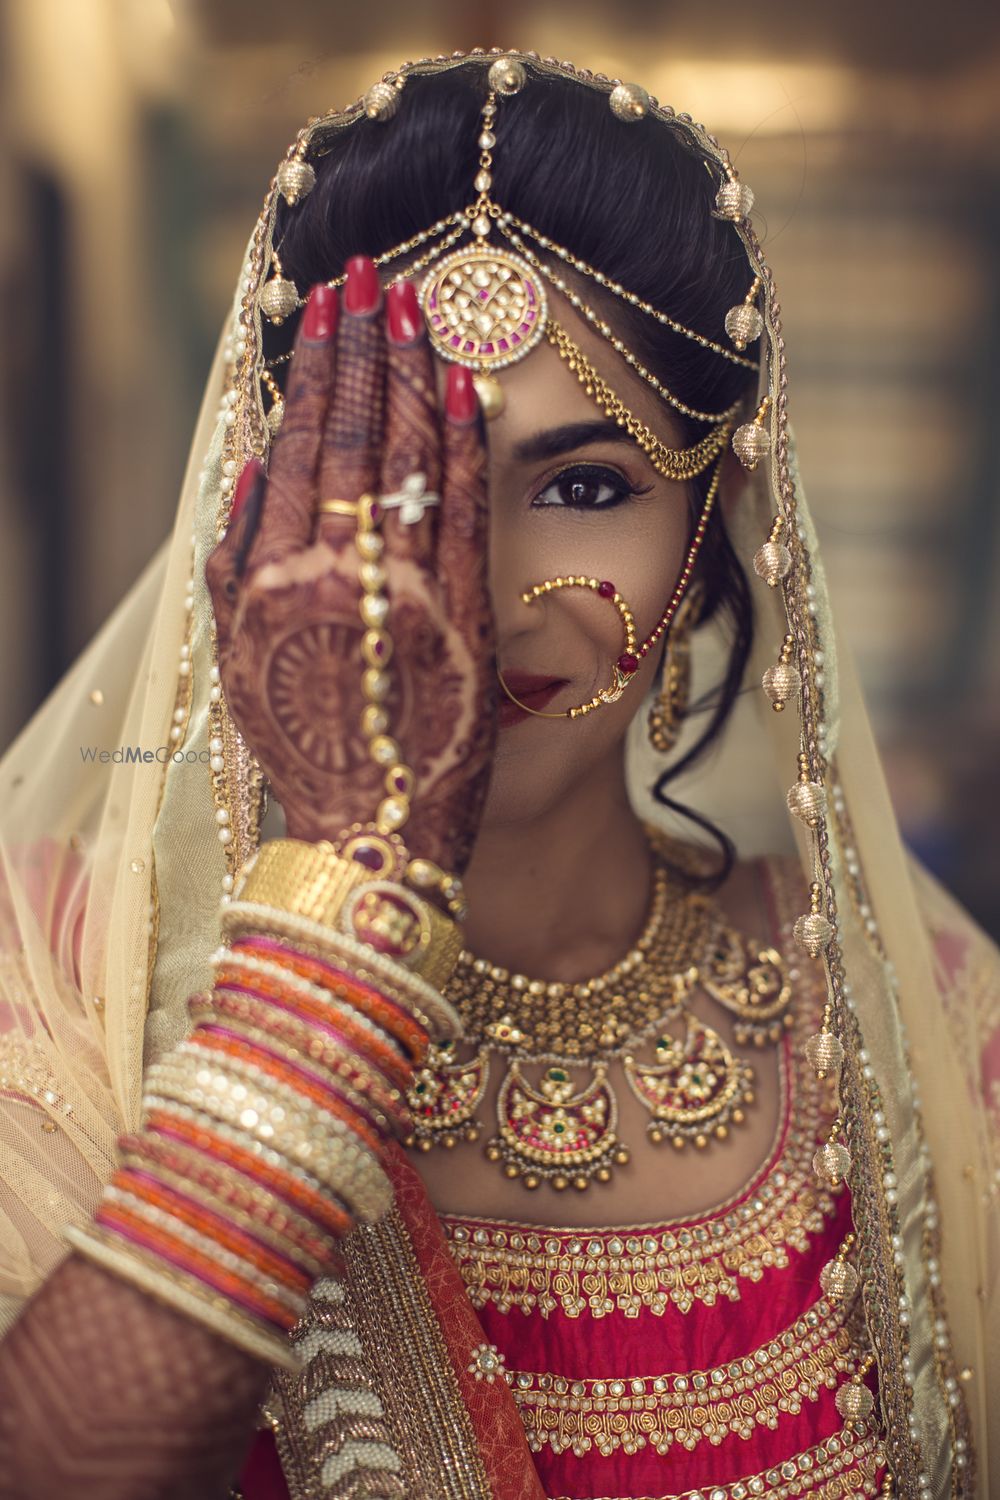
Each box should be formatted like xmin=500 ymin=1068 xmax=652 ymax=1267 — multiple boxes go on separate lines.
xmin=1 ymin=51 xmax=998 ymax=1499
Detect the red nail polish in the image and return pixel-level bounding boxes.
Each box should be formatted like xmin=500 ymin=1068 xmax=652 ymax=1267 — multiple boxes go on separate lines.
xmin=386 ymin=281 xmax=422 ymax=344
xmin=344 ymin=256 xmax=381 ymax=315
xmin=302 ymin=284 xmax=338 ymax=341
xmin=230 ymin=458 xmax=264 ymax=522
xmin=446 ymin=365 xmax=478 ymax=423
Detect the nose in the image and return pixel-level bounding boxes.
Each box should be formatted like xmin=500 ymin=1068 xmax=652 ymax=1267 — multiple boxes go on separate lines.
xmin=486 ymin=503 xmax=541 ymax=649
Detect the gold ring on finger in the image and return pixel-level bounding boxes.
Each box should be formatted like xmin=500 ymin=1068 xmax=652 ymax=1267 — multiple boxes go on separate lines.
xmin=318 ymin=498 xmax=360 ymax=517
xmin=317 ymin=498 xmax=360 ymax=517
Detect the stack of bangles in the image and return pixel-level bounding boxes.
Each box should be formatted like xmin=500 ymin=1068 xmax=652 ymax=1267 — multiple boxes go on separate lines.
xmin=65 ymin=831 xmax=466 ymax=1371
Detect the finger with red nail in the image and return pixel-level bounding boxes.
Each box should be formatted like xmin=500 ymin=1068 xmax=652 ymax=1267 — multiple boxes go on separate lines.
xmin=378 ymin=279 xmax=440 ymax=569
xmin=314 ymin=257 xmax=386 ymax=548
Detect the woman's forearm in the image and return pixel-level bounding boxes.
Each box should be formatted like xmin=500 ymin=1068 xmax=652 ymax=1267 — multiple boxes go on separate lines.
xmin=0 ymin=1253 xmax=268 ymax=1500
xmin=0 ymin=846 xmax=463 ymax=1498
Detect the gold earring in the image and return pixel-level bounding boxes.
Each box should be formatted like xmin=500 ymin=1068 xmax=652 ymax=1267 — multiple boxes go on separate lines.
xmin=647 ymin=583 xmax=703 ymax=753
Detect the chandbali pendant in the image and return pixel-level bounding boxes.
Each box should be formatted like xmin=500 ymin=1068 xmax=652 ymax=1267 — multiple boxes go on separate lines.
xmin=406 ymin=1039 xmax=490 ymax=1150
xmin=486 ymin=1061 xmax=628 ymax=1191
xmin=700 ymin=927 xmax=793 ymax=1047
xmin=623 ymin=1016 xmax=756 ymax=1149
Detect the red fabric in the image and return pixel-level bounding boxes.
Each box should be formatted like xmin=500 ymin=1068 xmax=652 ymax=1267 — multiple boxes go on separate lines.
xmin=239 ymin=1427 xmax=288 ymax=1500
xmin=389 ymin=1144 xmax=548 ymax=1500
xmin=450 ymin=1193 xmax=867 ymax=1499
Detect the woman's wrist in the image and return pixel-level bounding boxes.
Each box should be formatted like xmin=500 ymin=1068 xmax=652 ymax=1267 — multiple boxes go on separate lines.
xmin=68 ymin=829 xmax=465 ymax=1371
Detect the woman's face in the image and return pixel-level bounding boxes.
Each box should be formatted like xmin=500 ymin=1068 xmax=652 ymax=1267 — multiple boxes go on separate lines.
xmin=446 ymin=289 xmax=695 ymax=828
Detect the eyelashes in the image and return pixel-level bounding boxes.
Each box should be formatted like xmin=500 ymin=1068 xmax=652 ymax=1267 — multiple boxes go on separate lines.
xmin=530 ymin=463 xmax=653 ymax=513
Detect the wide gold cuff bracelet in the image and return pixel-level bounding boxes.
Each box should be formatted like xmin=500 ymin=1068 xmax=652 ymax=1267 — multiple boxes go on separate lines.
xmin=232 ymin=839 xmax=463 ymax=992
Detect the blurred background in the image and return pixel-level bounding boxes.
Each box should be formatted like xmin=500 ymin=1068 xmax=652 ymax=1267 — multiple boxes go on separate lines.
xmin=1 ymin=0 xmax=999 ymax=936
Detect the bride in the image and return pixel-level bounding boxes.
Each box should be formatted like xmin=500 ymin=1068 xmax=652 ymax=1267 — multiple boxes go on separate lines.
xmin=0 ymin=50 xmax=995 ymax=1500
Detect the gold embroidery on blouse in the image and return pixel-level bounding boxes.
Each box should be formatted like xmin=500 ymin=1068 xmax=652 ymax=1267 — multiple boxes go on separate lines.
xmin=506 ymin=1293 xmax=858 ymax=1458
xmin=546 ymin=1423 xmax=884 ymax=1499
xmin=444 ymin=951 xmax=841 ymax=1319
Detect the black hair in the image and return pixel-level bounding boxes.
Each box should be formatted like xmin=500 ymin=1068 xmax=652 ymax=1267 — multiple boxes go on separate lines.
xmin=274 ymin=62 xmax=757 ymax=884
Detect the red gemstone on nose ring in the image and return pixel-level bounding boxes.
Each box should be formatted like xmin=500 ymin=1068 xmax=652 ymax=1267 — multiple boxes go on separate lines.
xmin=597 ymin=580 xmax=616 ymax=599
xmin=618 ymin=653 xmax=639 ymax=674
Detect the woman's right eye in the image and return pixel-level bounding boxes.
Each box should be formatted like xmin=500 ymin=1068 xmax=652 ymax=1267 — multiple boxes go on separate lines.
xmin=531 ymin=464 xmax=644 ymax=511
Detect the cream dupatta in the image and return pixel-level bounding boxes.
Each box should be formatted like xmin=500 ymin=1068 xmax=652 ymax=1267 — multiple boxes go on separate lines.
xmin=0 ymin=51 xmax=996 ymax=1499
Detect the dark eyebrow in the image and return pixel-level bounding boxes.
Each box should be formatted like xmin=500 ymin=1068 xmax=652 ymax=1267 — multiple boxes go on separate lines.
xmin=510 ymin=419 xmax=632 ymax=464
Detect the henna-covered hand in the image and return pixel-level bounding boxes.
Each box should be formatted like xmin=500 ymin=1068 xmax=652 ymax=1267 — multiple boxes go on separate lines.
xmin=206 ymin=260 xmax=497 ymax=875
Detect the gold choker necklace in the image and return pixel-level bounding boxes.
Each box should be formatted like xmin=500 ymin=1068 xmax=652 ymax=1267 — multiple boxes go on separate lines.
xmin=405 ymin=830 xmax=793 ymax=1191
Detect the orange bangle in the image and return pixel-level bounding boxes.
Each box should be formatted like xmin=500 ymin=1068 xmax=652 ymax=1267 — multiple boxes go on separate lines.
xmin=229 ymin=938 xmax=430 ymax=1056
xmin=215 ymin=954 xmax=429 ymax=1062
xmin=97 ymin=1202 xmax=299 ymax=1330
xmin=187 ymin=991 xmax=408 ymax=1129
xmin=145 ymin=1110 xmax=352 ymax=1239
xmin=213 ymin=971 xmax=414 ymax=1090
xmin=112 ymin=1169 xmax=312 ymax=1294
xmin=120 ymin=1132 xmax=334 ymax=1266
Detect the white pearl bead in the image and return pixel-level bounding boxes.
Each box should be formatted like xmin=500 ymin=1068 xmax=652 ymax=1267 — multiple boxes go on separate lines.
xmin=221 ymin=874 xmax=234 ymax=893
xmin=173 ymin=708 xmax=185 ymax=723
xmin=210 ymin=666 xmax=220 ymax=684
xmin=210 ymin=755 xmax=224 ymax=772
xmin=215 ymin=808 xmax=230 ymax=825
xmin=169 ymin=726 xmax=182 ymax=742
xmin=210 ymin=686 xmax=221 ymax=702
xmin=210 ymin=737 xmax=223 ymax=753
xmin=178 ymin=661 xmax=190 ymax=676
xmin=218 ymin=827 xmax=233 ymax=843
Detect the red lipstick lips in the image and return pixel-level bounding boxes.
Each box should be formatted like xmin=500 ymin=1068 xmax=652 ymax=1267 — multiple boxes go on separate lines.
xmin=498 ymin=671 xmax=569 ymax=728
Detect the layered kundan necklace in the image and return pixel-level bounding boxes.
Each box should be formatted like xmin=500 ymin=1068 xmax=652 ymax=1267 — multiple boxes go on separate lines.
xmin=405 ymin=827 xmax=793 ymax=1191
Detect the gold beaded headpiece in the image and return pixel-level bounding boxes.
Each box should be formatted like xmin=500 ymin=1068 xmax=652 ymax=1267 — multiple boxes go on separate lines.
xmin=256 ymin=55 xmax=778 ymax=718
xmin=260 ymin=54 xmax=771 ymax=485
